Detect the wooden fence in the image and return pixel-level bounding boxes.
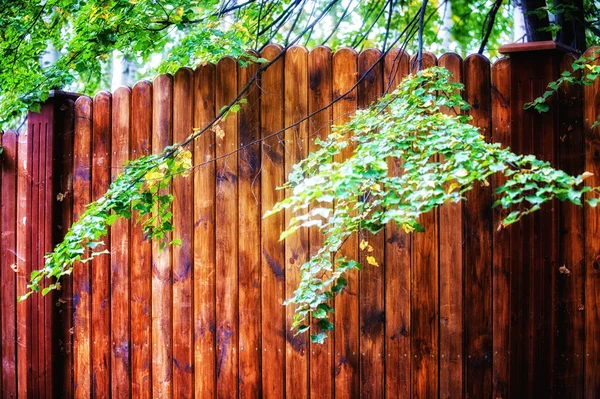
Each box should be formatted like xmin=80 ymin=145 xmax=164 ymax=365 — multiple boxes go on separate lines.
xmin=1 ymin=42 xmax=599 ymax=398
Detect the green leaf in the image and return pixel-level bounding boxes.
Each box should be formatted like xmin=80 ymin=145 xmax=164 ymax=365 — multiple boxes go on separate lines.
xmin=317 ymin=319 xmax=334 ymax=331
xmin=312 ymin=308 xmax=327 ymax=319
xmin=310 ymin=333 xmax=327 ymax=344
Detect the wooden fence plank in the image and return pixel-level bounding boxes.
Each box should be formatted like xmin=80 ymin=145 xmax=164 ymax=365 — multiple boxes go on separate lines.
xmin=409 ymin=52 xmax=439 ymax=399
xmin=110 ymin=86 xmax=132 ymax=398
xmin=491 ymin=57 xmax=511 ymax=399
xmin=193 ymin=62 xmax=217 ymax=399
xmin=507 ymin=54 xmax=530 ymax=398
xmin=151 ymin=74 xmax=173 ymax=399
xmin=215 ymin=56 xmax=239 ymax=398
xmin=43 ymin=101 xmax=54 ymax=399
xmin=463 ymin=54 xmax=493 ymax=398
xmin=284 ymin=45 xmax=310 ymax=399
xmin=555 ymin=53 xmax=585 ymax=398
xmin=357 ymin=48 xmax=385 ymax=399
xmin=505 ymin=51 xmax=559 ymax=398
xmin=16 ymin=129 xmax=32 ymax=399
xmin=54 ymin=95 xmax=77 ymax=399
xmin=1 ymin=131 xmax=18 ymax=397
xmin=332 ymin=47 xmax=359 ymax=399
xmin=535 ymin=55 xmax=559 ymax=399
xmin=259 ymin=44 xmax=286 ymax=399
xmin=73 ymin=96 xmax=93 ymax=399
xmin=437 ymin=52 xmax=464 ymax=399
xmin=238 ymin=55 xmax=262 ymax=398
xmin=584 ymin=46 xmax=600 ymax=398
xmin=130 ymin=80 xmax=153 ymax=398
xmin=1 ymin=131 xmax=3 ymax=398
xmin=32 ymin=104 xmax=48 ymax=399
xmin=172 ymin=68 xmax=195 ymax=397
xmin=91 ymin=91 xmax=112 ymax=398
xmin=47 ymin=96 xmax=77 ymax=398
xmin=308 ymin=45 xmax=334 ymax=399
xmin=383 ymin=48 xmax=411 ymax=399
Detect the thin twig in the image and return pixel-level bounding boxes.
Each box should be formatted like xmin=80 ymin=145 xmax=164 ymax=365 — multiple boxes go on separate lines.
xmin=417 ymin=0 xmax=428 ymax=70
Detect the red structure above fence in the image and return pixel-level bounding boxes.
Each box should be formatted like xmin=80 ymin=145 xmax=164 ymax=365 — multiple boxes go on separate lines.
xmin=0 ymin=42 xmax=599 ymax=398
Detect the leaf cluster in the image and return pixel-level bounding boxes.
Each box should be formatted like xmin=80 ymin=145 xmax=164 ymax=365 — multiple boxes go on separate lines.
xmin=20 ymin=144 xmax=192 ymax=300
xmin=526 ymin=49 xmax=600 ymax=128
xmin=265 ymin=66 xmax=599 ymax=342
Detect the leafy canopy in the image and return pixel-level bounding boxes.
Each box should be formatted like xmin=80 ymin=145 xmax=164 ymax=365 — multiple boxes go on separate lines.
xmin=1 ymin=0 xmax=517 ymax=126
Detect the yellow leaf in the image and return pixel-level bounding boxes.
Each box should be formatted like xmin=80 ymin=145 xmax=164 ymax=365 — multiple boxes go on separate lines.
xmin=212 ymin=123 xmax=225 ymax=140
xmin=366 ymin=256 xmax=379 ymax=267
xmin=447 ymin=183 xmax=459 ymax=193
xmin=370 ymin=183 xmax=381 ymax=192
xmin=144 ymin=170 xmax=164 ymax=187
xmin=360 ymin=240 xmax=369 ymax=250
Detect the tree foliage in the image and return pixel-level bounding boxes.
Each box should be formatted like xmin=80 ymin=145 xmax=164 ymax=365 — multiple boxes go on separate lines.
xmin=0 ymin=0 xmax=516 ymax=126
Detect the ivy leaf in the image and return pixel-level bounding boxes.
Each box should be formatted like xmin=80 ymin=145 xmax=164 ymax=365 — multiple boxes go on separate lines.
xmin=310 ymin=333 xmax=327 ymax=344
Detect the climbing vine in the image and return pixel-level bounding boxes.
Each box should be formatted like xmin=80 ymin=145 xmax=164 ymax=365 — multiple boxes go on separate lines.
xmin=526 ymin=49 xmax=600 ymax=126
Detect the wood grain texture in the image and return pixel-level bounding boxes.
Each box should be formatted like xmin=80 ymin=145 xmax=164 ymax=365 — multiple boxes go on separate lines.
xmin=73 ymin=96 xmax=93 ymax=399
xmin=259 ymin=44 xmax=286 ymax=399
xmin=409 ymin=52 xmax=439 ymax=399
xmin=215 ymin=56 xmax=239 ymax=399
xmin=491 ymin=57 xmax=511 ymax=399
xmin=308 ymin=45 xmax=334 ymax=399
xmin=131 ymin=80 xmax=153 ymax=399
xmin=54 ymin=95 xmax=77 ymax=399
xmin=110 ymin=86 xmax=132 ymax=399
xmin=30 ymin=118 xmax=39 ymax=399
xmin=534 ymin=53 xmax=559 ymax=398
xmin=357 ymin=48 xmax=385 ymax=399
xmin=238 ymin=55 xmax=262 ymax=399
xmin=383 ymin=48 xmax=411 ymax=399
xmin=284 ymin=45 xmax=309 ymax=399
xmin=508 ymin=53 xmax=530 ymax=398
xmin=556 ymin=53 xmax=585 ymax=398
xmin=91 ymin=91 xmax=112 ymax=398
xmin=43 ymin=99 xmax=54 ymax=399
xmin=1 ymin=131 xmax=18 ymax=396
xmin=172 ymin=68 xmax=194 ymax=397
xmin=151 ymin=74 xmax=173 ymax=399
xmin=332 ymin=47 xmax=359 ymax=399
xmin=463 ymin=54 xmax=493 ymax=399
xmin=507 ymin=51 xmax=559 ymax=398
xmin=583 ymin=46 xmax=600 ymax=398
xmin=16 ymin=130 xmax=32 ymax=399
xmin=437 ymin=52 xmax=464 ymax=399
xmin=193 ymin=63 xmax=217 ymax=399
xmin=31 ymin=102 xmax=51 ymax=398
